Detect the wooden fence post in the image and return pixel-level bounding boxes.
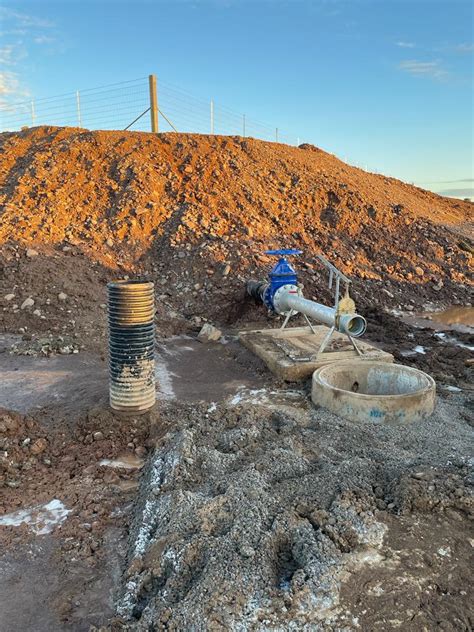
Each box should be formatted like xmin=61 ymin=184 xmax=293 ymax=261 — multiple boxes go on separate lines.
xmin=149 ymin=74 xmax=159 ymax=133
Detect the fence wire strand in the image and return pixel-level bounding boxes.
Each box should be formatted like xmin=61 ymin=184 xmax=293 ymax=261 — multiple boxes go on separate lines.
xmin=0 ymin=75 xmax=300 ymax=144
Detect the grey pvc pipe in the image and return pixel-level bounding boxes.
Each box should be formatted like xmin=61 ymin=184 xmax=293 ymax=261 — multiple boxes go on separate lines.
xmin=279 ymin=293 xmax=367 ymax=337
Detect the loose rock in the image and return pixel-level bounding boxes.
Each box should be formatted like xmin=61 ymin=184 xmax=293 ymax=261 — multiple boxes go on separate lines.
xmin=197 ymin=323 xmax=222 ymax=343
xmin=20 ymin=297 xmax=35 ymax=309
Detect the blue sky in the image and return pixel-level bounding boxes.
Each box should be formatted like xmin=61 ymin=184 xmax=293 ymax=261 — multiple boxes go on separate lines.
xmin=0 ymin=0 xmax=473 ymax=196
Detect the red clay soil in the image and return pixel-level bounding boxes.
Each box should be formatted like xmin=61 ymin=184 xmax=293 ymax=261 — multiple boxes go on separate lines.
xmin=0 ymin=405 xmax=154 ymax=558
xmin=0 ymin=126 xmax=472 ymax=345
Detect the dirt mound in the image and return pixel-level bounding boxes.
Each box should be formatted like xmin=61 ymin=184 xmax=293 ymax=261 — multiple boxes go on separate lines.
xmin=1 ymin=127 xmax=471 ymax=257
xmin=0 ymin=127 xmax=472 ymax=342
xmin=1 ymin=125 xmax=472 ymax=386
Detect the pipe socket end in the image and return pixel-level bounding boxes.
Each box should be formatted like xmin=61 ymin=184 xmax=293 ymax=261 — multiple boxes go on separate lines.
xmin=339 ymin=313 xmax=367 ymax=337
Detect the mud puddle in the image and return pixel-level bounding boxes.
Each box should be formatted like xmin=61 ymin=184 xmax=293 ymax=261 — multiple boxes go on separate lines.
xmin=402 ymin=305 xmax=474 ymax=334
xmin=155 ymin=335 xmax=268 ymax=403
xmin=0 ymin=528 xmax=123 ymax=632
xmin=0 ymin=334 xmax=267 ymax=415
xmin=0 ymin=334 xmax=108 ymax=414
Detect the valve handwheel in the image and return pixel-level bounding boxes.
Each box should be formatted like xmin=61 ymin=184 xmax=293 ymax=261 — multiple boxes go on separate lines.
xmin=265 ymin=249 xmax=302 ymax=257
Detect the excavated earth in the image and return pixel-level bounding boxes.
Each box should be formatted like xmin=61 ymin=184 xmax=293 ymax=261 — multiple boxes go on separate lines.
xmin=0 ymin=126 xmax=473 ymax=631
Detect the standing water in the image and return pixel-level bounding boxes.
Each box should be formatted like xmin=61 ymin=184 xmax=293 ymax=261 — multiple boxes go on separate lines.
xmin=422 ymin=306 xmax=474 ymax=329
xmin=403 ymin=306 xmax=473 ymax=334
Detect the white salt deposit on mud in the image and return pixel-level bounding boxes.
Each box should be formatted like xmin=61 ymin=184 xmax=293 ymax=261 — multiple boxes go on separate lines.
xmin=115 ymin=393 xmax=472 ymax=630
xmin=414 ymin=345 xmax=427 ymax=354
xmin=0 ymin=499 xmax=70 ymax=535
xmin=434 ymin=332 xmax=474 ymax=351
xmin=229 ymin=387 xmax=306 ymax=409
xmin=99 ymin=455 xmax=144 ymax=470
xmin=154 ymin=358 xmax=176 ymax=400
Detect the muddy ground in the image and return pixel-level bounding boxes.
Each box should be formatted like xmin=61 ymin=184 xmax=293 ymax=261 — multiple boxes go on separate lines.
xmin=0 ymin=127 xmax=472 ymax=630
xmin=0 ymin=312 xmax=472 ymax=631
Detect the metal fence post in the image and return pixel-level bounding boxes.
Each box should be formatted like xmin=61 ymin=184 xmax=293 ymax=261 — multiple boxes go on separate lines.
xmin=275 ymin=128 xmax=279 ymax=142
xmin=31 ymin=101 xmax=36 ymax=126
xmin=243 ymin=114 xmax=246 ymax=137
xmin=210 ymin=99 xmax=214 ymax=134
xmin=149 ymin=74 xmax=159 ymax=133
xmin=76 ymin=91 xmax=82 ymax=127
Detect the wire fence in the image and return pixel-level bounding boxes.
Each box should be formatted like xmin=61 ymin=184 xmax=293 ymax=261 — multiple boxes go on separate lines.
xmin=0 ymin=78 xmax=150 ymax=133
xmin=0 ymin=74 xmax=300 ymax=145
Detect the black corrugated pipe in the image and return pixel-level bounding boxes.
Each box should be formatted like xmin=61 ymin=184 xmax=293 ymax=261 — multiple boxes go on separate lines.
xmin=107 ymin=280 xmax=155 ymax=412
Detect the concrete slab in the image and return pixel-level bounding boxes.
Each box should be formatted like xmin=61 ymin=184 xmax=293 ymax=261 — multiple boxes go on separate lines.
xmin=239 ymin=325 xmax=393 ymax=381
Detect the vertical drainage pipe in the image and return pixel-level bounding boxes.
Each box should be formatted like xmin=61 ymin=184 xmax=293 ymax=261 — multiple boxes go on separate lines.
xmin=107 ymin=280 xmax=156 ymax=412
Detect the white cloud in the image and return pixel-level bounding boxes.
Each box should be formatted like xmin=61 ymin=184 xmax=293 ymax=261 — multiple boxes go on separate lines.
xmin=0 ymin=8 xmax=54 ymax=29
xmin=0 ymin=7 xmax=56 ymax=113
xmin=0 ymin=42 xmax=28 ymax=66
xmin=396 ymin=41 xmax=415 ymax=48
xmin=455 ymin=43 xmax=474 ymax=53
xmin=0 ymin=45 xmax=15 ymax=65
xmin=398 ymin=59 xmax=449 ymax=80
xmin=0 ymin=29 xmax=27 ymax=37
xmin=0 ymin=70 xmax=30 ymax=107
xmin=34 ymin=35 xmax=55 ymax=45
xmin=0 ymin=71 xmax=21 ymax=95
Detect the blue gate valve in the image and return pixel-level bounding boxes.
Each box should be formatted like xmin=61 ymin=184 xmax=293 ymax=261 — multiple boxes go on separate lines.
xmin=262 ymin=249 xmax=302 ymax=311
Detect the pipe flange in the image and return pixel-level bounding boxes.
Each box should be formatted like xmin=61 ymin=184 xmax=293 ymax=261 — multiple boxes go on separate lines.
xmin=273 ymin=284 xmax=300 ymax=315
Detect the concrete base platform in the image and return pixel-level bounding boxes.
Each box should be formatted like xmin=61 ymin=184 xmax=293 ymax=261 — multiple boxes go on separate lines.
xmin=238 ymin=325 xmax=393 ymax=381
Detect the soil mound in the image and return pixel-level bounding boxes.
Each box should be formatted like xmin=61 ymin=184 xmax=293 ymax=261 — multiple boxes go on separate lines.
xmin=1 ymin=126 xmax=471 ymax=262
xmin=0 ymin=126 xmax=472 ymax=342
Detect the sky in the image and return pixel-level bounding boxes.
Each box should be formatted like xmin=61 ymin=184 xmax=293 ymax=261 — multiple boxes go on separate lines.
xmin=0 ymin=0 xmax=473 ymax=197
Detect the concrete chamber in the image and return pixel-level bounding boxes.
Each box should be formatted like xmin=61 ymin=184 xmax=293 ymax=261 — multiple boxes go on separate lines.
xmin=312 ymin=361 xmax=436 ymax=423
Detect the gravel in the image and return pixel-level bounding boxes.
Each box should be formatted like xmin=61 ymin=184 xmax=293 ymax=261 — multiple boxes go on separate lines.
xmin=118 ymin=389 xmax=473 ymax=629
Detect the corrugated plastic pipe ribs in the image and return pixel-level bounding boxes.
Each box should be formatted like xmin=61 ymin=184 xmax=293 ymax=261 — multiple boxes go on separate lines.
xmin=107 ymin=280 xmax=156 ymax=412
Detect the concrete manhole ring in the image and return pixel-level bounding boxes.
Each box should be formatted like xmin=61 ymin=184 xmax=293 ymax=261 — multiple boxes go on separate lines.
xmin=311 ymin=360 xmax=436 ymax=424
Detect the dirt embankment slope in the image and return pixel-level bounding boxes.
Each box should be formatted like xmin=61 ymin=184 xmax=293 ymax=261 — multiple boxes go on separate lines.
xmin=1 ymin=126 xmax=472 ymax=259
xmin=0 ymin=126 xmax=472 ymax=344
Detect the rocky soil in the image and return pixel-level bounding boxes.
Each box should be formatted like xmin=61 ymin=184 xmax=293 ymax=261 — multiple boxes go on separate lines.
xmin=0 ymin=405 xmax=150 ymax=560
xmin=0 ymin=126 xmax=472 ymax=630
